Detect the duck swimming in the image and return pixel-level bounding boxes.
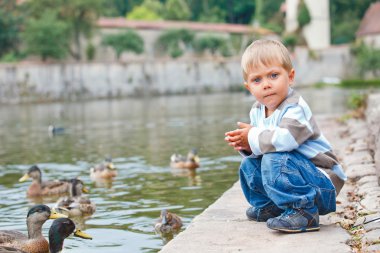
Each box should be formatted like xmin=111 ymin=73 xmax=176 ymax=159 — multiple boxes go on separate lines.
xmin=48 ymin=218 xmax=92 ymax=253
xmin=18 ymin=165 xmax=71 ymax=197
xmin=170 ymin=149 xmax=200 ymax=170
xmin=155 ymin=209 xmax=183 ymax=234
xmin=0 ymin=204 xmax=67 ymax=253
xmin=90 ymin=158 xmax=117 ymax=180
xmin=55 ymin=178 xmax=96 ymax=217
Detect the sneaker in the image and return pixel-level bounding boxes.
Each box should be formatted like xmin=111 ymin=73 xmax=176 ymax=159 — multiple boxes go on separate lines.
xmin=246 ymin=204 xmax=283 ymax=222
xmin=266 ymin=206 xmax=320 ymax=233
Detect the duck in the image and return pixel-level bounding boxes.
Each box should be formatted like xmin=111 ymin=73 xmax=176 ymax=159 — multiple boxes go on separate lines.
xmin=18 ymin=165 xmax=71 ymax=197
xmin=0 ymin=246 xmax=28 ymax=253
xmin=48 ymin=125 xmax=65 ymax=136
xmin=55 ymin=178 xmax=96 ymax=217
xmin=90 ymin=158 xmax=117 ymax=180
xmin=170 ymin=149 xmax=200 ymax=170
xmin=0 ymin=204 xmax=67 ymax=253
xmin=48 ymin=218 xmax=92 ymax=253
xmin=154 ymin=209 xmax=183 ymax=234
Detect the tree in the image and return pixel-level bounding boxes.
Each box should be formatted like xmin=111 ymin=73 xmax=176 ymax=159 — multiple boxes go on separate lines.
xmin=23 ymin=0 xmax=106 ymax=60
xmin=126 ymin=0 xmax=164 ymax=20
xmin=330 ymin=0 xmax=378 ymax=44
xmin=297 ymin=0 xmax=311 ymax=28
xmin=102 ymin=30 xmax=144 ymax=59
xmin=0 ymin=0 xmax=22 ymax=58
xmin=165 ymin=0 xmax=191 ymax=20
xmin=22 ymin=12 xmax=69 ymax=61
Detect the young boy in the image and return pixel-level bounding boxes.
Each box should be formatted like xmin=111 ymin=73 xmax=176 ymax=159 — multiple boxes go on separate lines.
xmin=224 ymin=39 xmax=347 ymax=233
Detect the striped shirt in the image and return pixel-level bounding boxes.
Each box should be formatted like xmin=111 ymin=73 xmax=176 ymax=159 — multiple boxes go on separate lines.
xmin=242 ymin=88 xmax=347 ymax=193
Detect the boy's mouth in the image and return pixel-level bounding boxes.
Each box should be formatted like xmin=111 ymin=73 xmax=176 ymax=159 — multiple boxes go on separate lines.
xmin=264 ymin=93 xmax=276 ymax=98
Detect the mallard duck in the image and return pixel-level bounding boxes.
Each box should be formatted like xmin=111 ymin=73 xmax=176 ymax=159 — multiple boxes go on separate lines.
xmin=48 ymin=125 xmax=65 ymax=136
xmin=0 ymin=204 xmax=67 ymax=253
xmin=90 ymin=158 xmax=117 ymax=180
xmin=154 ymin=209 xmax=183 ymax=234
xmin=48 ymin=218 xmax=92 ymax=253
xmin=18 ymin=165 xmax=71 ymax=197
xmin=170 ymin=149 xmax=200 ymax=170
xmin=55 ymin=178 xmax=96 ymax=217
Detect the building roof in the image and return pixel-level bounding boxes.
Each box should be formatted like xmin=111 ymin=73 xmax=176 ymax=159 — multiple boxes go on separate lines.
xmin=97 ymin=17 xmax=274 ymax=35
xmin=357 ymin=2 xmax=380 ymax=37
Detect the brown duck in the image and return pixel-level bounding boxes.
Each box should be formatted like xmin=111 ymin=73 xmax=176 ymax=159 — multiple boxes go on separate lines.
xmin=55 ymin=178 xmax=96 ymax=217
xmin=170 ymin=149 xmax=200 ymax=170
xmin=0 ymin=204 xmax=66 ymax=253
xmin=90 ymin=158 xmax=117 ymax=180
xmin=155 ymin=209 xmax=183 ymax=234
xmin=18 ymin=165 xmax=71 ymax=197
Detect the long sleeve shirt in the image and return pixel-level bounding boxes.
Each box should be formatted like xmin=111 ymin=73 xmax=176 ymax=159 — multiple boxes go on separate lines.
xmin=241 ymin=88 xmax=347 ymax=193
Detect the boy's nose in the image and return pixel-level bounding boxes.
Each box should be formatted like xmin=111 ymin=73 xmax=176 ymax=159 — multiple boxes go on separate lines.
xmin=262 ymin=79 xmax=271 ymax=89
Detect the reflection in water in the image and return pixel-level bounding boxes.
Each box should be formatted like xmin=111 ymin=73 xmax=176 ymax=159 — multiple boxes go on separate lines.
xmin=0 ymin=89 xmax=353 ymax=252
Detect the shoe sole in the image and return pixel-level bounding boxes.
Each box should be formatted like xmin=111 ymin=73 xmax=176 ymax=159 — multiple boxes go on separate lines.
xmin=269 ymin=226 xmax=320 ymax=233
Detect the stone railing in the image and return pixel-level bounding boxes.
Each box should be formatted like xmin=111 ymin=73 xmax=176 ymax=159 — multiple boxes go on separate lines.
xmin=366 ymin=93 xmax=380 ymax=185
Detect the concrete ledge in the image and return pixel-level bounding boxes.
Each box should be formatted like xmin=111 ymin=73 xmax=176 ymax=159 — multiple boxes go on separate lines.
xmin=160 ymin=182 xmax=350 ymax=253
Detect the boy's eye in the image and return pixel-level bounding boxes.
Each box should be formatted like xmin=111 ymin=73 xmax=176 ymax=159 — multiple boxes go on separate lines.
xmin=270 ymin=73 xmax=278 ymax=79
xmin=252 ymin=77 xmax=261 ymax=84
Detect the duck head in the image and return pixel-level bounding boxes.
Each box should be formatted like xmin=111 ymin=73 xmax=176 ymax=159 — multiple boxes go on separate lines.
xmin=48 ymin=218 xmax=92 ymax=253
xmin=19 ymin=165 xmax=42 ymax=183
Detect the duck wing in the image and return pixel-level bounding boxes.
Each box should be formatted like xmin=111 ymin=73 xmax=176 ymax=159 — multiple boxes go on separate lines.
xmin=41 ymin=180 xmax=69 ymax=195
xmin=0 ymin=231 xmax=27 ymax=245
xmin=0 ymin=246 xmax=28 ymax=253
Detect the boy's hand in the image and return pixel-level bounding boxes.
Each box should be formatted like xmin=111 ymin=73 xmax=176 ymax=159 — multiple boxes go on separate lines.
xmin=224 ymin=122 xmax=252 ymax=152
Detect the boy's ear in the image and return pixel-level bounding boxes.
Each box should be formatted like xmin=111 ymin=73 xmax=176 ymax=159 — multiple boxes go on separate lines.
xmin=288 ymin=69 xmax=295 ymax=84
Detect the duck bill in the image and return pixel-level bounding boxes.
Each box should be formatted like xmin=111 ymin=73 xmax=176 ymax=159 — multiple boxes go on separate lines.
xmin=49 ymin=208 xmax=68 ymax=219
xmin=194 ymin=156 xmax=200 ymax=164
xmin=18 ymin=174 xmax=30 ymax=182
xmin=82 ymin=186 xmax=89 ymax=193
xmin=108 ymin=163 xmax=115 ymax=170
xmin=74 ymin=229 xmax=93 ymax=240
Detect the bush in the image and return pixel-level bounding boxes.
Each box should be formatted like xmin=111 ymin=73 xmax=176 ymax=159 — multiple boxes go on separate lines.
xmin=22 ymin=11 xmax=69 ymax=61
xmin=86 ymin=43 xmax=96 ymax=61
xmin=102 ymin=30 xmax=144 ymax=59
xmin=155 ymin=29 xmax=194 ymax=58
xmin=193 ymin=36 xmax=229 ymax=56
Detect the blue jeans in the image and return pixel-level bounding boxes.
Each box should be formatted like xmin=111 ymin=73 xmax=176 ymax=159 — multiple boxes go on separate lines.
xmin=239 ymin=151 xmax=336 ymax=215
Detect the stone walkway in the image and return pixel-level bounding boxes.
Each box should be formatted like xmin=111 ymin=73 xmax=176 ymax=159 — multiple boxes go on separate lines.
xmin=159 ymin=115 xmax=380 ymax=253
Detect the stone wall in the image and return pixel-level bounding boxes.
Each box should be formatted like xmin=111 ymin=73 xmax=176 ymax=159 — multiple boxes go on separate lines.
xmin=0 ymin=59 xmax=242 ymax=103
xmin=366 ymin=93 xmax=380 ymax=184
xmin=0 ymin=45 xmax=352 ymax=103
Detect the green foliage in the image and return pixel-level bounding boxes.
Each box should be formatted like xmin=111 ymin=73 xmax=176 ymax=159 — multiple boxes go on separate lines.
xmin=0 ymin=0 xmax=22 ymax=58
xmin=126 ymin=0 xmax=164 ymax=20
xmin=86 ymin=43 xmax=96 ymax=61
xmin=193 ymin=36 xmax=230 ymax=56
xmin=351 ymin=42 xmax=380 ymax=78
xmin=347 ymin=92 xmax=367 ymax=110
xmin=340 ymin=79 xmax=380 ymax=88
xmin=127 ymin=6 xmax=161 ymax=20
xmin=164 ymin=0 xmax=191 ymax=20
xmin=198 ymin=6 xmax=226 ymax=23
xmin=0 ymin=52 xmax=22 ymax=63
xmin=22 ymin=12 xmax=69 ymax=61
xmin=102 ymin=30 xmax=144 ymax=59
xmin=330 ymin=0 xmax=378 ymax=44
xmin=155 ymin=29 xmax=194 ymax=58
xmin=282 ymin=33 xmax=298 ymax=52
xmin=297 ymin=0 xmax=311 ymax=28
xmin=23 ymin=0 xmax=106 ymax=60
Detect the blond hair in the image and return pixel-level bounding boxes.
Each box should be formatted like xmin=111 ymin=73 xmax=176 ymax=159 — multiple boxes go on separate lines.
xmin=241 ymin=39 xmax=293 ymax=81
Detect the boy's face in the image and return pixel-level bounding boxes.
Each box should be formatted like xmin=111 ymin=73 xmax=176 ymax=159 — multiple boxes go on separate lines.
xmin=244 ymin=64 xmax=295 ymax=116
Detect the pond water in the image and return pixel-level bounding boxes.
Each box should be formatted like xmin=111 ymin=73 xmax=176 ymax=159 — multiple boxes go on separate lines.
xmin=0 ymin=87 xmax=353 ymax=252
